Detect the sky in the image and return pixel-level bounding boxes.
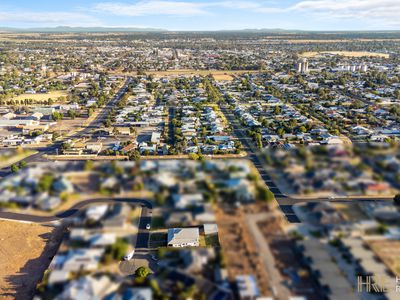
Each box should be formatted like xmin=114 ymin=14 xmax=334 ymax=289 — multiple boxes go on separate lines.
xmin=0 ymin=0 xmax=399 ymax=31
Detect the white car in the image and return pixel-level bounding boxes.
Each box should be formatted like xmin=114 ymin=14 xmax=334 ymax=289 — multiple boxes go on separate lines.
xmin=123 ymin=250 xmax=135 ymax=261
xmin=146 ymin=223 xmax=151 ymax=230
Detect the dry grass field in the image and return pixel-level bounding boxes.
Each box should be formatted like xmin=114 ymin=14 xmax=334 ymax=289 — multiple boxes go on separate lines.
xmin=212 ymin=74 xmax=234 ymax=81
xmin=368 ymin=240 xmax=400 ymax=276
xmin=10 ymin=90 xmax=69 ymax=104
xmin=0 ymin=220 xmax=62 ymax=300
xmin=300 ymin=51 xmax=390 ymax=58
xmin=0 ymin=149 xmax=38 ymax=169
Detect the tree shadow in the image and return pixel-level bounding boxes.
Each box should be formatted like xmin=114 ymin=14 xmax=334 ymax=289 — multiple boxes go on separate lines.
xmin=1 ymin=224 xmax=65 ymax=300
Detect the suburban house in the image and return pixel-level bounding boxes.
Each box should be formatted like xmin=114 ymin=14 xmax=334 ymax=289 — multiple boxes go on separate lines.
xmin=167 ymin=228 xmax=200 ymax=247
xmin=172 ymin=193 xmax=204 ymax=209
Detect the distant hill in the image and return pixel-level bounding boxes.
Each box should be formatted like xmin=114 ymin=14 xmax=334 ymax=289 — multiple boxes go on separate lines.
xmin=0 ymin=27 xmax=399 ymax=34
xmin=0 ymin=26 xmax=167 ymax=33
xmin=217 ymin=28 xmax=400 ymax=34
xmin=218 ymin=28 xmax=307 ymax=33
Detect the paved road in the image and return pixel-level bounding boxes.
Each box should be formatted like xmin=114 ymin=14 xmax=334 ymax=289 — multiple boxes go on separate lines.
xmin=135 ymin=206 xmax=152 ymax=249
xmin=0 ymin=197 xmax=152 ymax=222
xmin=69 ymin=77 xmax=133 ymax=138
xmin=0 ymin=197 xmax=153 ymax=251
xmin=168 ymin=106 xmax=176 ymax=146
xmin=277 ymin=196 xmax=393 ymax=205
xmin=220 ymin=105 xmax=294 ymax=219
xmin=0 ymin=147 xmax=56 ymax=178
xmin=221 ymin=106 xmax=286 ymax=198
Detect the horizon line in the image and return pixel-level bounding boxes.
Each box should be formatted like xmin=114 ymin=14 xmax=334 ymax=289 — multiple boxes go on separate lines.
xmin=2 ymin=26 xmax=400 ymax=33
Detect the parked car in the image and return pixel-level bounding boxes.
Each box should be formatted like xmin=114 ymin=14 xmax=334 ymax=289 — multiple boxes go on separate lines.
xmin=123 ymin=250 xmax=135 ymax=261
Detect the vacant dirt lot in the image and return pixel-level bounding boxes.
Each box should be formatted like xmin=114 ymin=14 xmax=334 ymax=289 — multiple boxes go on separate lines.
xmin=0 ymin=220 xmax=62 ymax=300
xmin=49 ymin=117 xmax=89 ymax=136
xmin=215 ymin=205 xmax=272 ymax=297
xmin=368 ymin=240 xmax=400 ymax=276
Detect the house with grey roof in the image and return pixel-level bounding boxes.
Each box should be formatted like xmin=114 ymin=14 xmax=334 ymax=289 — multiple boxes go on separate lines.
xmin=167 ymin=228 xmax=200 ymax=247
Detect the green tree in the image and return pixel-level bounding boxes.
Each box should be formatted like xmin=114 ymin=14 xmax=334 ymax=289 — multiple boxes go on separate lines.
xmin=135 ymin=266 xmax=150 ymax=278
xmin=37 ymin=174 xmax=54 ymax=192
xmin=104 ymin=119 xmax=112 ymax=127
xmin=255 ymin=133 xmax=262 ymax=149
xmin=149 ymin=279 xmax=163 ymax=297
xmin=299 ymin=126 xmax=307 ymax=133
xmin=377 ymin=223 xmax=389 ymax=234
xmin=130 ymin=127 xmax=137 ymax=136
xmin=188 ymin=153 xmax=199 ymax=160
xmin=10 ymin=164 xmax=20 ymax=173
xmin=273 ymin=106 xmax=281 ymax=115
xmin=277 ymin=128 xmax=285 ymax=137
xmin=61 ymin=142 xmax=71 ymax=152
xmin=52 ymin=132 xmax=60 ymax=142
xmin=395 ymin=90 xmax=400 ymax=100
xmin=84 ymin=160 xmax=94 ymax=171
xmin=256 ymin=185 xmax=275 ymax=202
xmin=18 ymin=160 xmax=27 ymax=168
xmin=155 ymin=192 xmax=166 ymax=206
xmin=128 ymin=150 xmax=141 ymax=162
xmin=51 ymin=111 xmax=63 ymax=121
xmin=105 ymin=238 xmax=129 ymax=261
xmin=67 ymin=109 xmax=76 ymax=119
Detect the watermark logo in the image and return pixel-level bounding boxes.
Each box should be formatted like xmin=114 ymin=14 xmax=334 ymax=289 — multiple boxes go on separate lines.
xmin=357 ymin=275 xmax=400 ymax=293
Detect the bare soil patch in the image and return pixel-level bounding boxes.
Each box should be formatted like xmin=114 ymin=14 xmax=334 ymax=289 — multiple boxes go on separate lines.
xmin=0 ymin=220 xmax=62 ymax=300
xmin=368 ymin=240 xmax=400 ymax=277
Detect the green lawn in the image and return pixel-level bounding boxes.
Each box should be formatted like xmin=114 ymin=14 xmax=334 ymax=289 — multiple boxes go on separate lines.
xmin=205 ymin=234 xmax=220 ymax=247
xmin=150 ymin=232 xmax=168 ymax=248
xmin=151 ymin=216 xmax=166 ymax=229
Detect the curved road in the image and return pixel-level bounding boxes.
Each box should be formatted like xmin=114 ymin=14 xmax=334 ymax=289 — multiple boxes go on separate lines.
xmin=0 ymin=197 xmax=152 ymax=223
xmin=0 ymin=197 xmax=153 ymax=250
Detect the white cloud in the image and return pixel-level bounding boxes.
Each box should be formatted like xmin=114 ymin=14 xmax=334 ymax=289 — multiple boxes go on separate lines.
xmin=0 ymin=11 xmax=100 ymax=26
xmin=211 ymin=1 xmax=284 ymax=12
xmin=290 ymin=0 xmax=400 ymax=25
xmin=212 ymin=1 xmax=262 ymax=10
xmin=93 ymin=1 xmax=284 ymax=16
xmin=94 ymin=1 xmax=208 ymax=16
xmin=2 ymin=0 xmax=397 ymax=29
